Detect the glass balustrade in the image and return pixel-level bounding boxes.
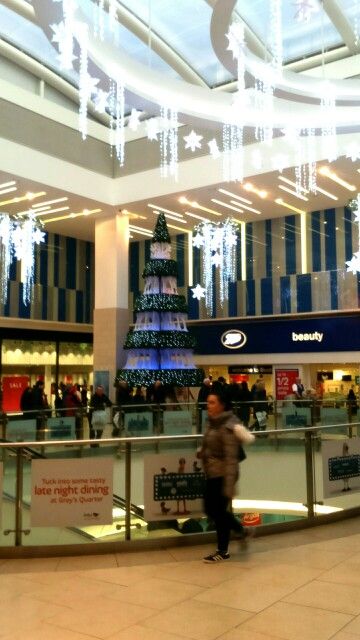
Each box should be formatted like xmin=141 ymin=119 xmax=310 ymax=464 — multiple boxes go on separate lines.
xmin=0 ymin=399 xmax=358 ymax=554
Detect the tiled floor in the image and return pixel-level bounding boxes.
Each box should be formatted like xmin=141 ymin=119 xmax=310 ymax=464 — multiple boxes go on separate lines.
xmin=1 ymin=519 xmax=360 ymax=639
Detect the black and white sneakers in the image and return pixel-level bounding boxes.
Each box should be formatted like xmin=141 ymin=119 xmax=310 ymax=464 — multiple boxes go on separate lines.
xmin=203 ymin=551 xmax=230 ymax=563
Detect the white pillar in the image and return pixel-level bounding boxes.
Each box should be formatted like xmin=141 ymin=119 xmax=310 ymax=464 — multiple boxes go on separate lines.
xmin=93 ymin=213 xmax=129 ymax=400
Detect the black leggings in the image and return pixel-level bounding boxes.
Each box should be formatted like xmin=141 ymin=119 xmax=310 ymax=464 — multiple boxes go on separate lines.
xmin=204 ymin=477 xmax=244 ymax=553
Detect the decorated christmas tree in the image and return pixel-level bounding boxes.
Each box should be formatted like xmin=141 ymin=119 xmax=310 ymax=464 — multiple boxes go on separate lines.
xmin=117 ymin=213 xmax=204 ymax=387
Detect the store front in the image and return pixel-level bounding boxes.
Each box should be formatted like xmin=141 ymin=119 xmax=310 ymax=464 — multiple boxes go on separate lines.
xmin=0 ymin=329 xmax=93 ymax=412
xmin=190 ymin=313 xmax=360 ymax=402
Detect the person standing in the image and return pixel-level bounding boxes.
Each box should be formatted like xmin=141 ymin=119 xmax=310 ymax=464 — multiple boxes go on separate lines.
xmin=198 ymin=390 xmax=255 ymax=563
xmin=238 ymin=381 xmax=252 ymax=427
xmin=89 ymin=385 xmax=112 ymax=443
xmin=292 ymin=376 xmax=305 ymax=407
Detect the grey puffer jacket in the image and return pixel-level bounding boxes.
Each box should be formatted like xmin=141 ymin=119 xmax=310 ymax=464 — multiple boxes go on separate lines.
xmin=201 ymin=411 xmax=240 ymax=499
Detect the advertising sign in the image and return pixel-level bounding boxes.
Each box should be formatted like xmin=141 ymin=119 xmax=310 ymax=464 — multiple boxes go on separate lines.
xmin=31 ymin=458 xmax=113 ymax=526
xmin=46 ymin=417 xmax=76 ymax=440
xmin=2 ymin=376 xmax=30 ymax=412
xmin=124 ymin=411 xmax=153 ymax=436
xmin=163 ymin=411 xmax=193 ymax=435
xmin=144 ymin=454 xmax=205 ymax=521
xmin=322 ymin=438 xmax=360 ymax=498
xmin=275 ymin=369 xmax=299 ymax=400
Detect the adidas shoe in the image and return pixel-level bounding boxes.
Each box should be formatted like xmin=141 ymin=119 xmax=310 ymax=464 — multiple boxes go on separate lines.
xmin=203 ymin=551 xmax=230 ymax=563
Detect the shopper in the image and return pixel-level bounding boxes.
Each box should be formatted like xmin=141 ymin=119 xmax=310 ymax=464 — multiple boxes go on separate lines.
xmin=89 ymin=385 xmax=112 ymax=443
xmin=238 ymin=380 xmax=252 ymax=427
xmin=198 ymin=390 xmax=255 ymax=563
xmin=251 ymin=381 xmax=268 ymax=431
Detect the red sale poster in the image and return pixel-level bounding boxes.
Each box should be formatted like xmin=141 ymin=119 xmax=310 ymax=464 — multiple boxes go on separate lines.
xmin=2 ymin=376 xmax=30 ymax=412
xmin=275 ymin=369 xmax=299 ymax=400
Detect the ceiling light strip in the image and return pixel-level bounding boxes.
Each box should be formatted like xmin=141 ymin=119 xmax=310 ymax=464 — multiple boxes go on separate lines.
xmin=152 ymin=210 xmax=187 ymax=223
xmin=0 ymin=191 xmax=46 ymax=208
xmin=0 ymin=187 xmax=17 ymax=197
xmin=211 ymin=198 xmax=244 ymax=213
xmin=278 ymin=175 xmax=309 ymax=193
xmin=318 ymin=166 xmax=356 ymax=191
xmin=185 ymin=211 xmax=211 ymax=222
xmin=42 ymin=209 xmax=101 ymax=224
xmin=314 ymin=186 xmax=338 ymax=201
xmin=32 ymin=197 xmax=69 ymax=208
xmin=0 ymin=181 xmax=16 ymax=190
xmin=218 ymin=188 xmax=252 ymax=204
xmin=148 ymin=203 xmax=184 ymax=218
xmin=275 ymin=198 xmax=306 ymax=215
xmin=278 ymin=185 xmax=308 ymax=201
xmin=230 ymin=200 xmax=261 ymax=214
xmin=32 ymin=206 xmax=70 ymax=217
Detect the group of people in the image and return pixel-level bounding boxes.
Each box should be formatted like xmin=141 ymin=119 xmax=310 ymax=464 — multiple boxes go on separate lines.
xmin=197 ymin=376 xmax=270 ymax=431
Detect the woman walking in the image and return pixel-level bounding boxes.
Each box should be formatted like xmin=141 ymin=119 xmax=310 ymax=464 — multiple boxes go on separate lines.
xmin=199 ymin=390 xmax=255 ymax=563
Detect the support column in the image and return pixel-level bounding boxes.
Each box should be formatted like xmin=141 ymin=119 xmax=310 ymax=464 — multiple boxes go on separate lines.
xmin=93 ymin=214 xmax=129 ymax=401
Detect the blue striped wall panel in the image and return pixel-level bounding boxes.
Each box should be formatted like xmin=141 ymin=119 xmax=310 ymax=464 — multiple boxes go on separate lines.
xmin=265 ymin=219 xmax=272 ymax=277
xmin=187 ymin=286 xmax=199 ymax=319
xmin=176 ymin=234 xmax=185 ymax=287
xmin=228 ymin=281 xmax=238 ymax=317
xmin=285 ymin=215 xmax=296 ymax=275
xmin=58 ymin=288 xmax=66 ymax=321
xmin=40 ymin=232 xmax=49 ymax=286
xmin=344 ymin=206 xmax=353 ymax=262
xmin=311 ymin=211 xmax=321 ymax=272
xmin=296 ymin=274 xmax=312 ymax=312
xmin=246 ymin=223 xmax=253 ymax=280
xmin=330 ymin=270 xmax=338 ymax=310
xmin=325 ymin=208 xmax=337 ymax=271
xmin=261 ymin=278 xmax=273 ymax=315
xmin=129 ymin=241 xmax=140 ymax=294
xmin=18 ymin=284 xmax=31 ymax=319
xmin=246 ymin=280 xmax=255 ymax=316
xmin=66 ymin=238 xmax=76 ymax=289
xmin=280 ymin=276 xmax=291 ymax=314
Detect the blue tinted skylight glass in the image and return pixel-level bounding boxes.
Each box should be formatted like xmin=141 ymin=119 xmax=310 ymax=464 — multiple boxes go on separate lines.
xmin=118 ymin=0 xmax=233 ymax=87
xmin=236 ymin=0 xmax=343 ymax=62
xmin=0 ymin=4 xmax=79 ymax=86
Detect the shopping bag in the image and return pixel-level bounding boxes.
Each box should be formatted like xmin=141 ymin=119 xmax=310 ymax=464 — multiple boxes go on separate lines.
xmin=255 ymin=411 xmax=267 ymax=428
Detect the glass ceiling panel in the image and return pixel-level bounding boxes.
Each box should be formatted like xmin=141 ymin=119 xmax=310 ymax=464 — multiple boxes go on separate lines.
xmin=236 ymin=0 xmax=343 ymax=63
xmin=118 ymin=0 xmax=234 ymax=87
xmin=0 ymin=5 xmax=79 ymax=86
xmin=336 ymin=0 xmax=360 ymax=36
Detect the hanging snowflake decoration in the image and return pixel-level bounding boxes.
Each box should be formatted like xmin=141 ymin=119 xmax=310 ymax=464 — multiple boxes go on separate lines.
xmin=191 ymin=284 xmax=206 ymax=300
xmin=184 ymin=130 xmax=203 ymax=152
xmin=208 ymin=139 xmax=221 ymax=159
xmin=192 ymin=218 xmax=238 ymax=315
xmin=346 ymin=194 xmax=360 ymax=274
xmin=345 ymin=142 xmax=360 ymax=163
xmin=0 ymin=213 xmax=45 ymax=305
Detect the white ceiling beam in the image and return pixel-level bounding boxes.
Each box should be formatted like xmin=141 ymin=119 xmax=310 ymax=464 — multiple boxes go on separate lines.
xmin=323 ymin=0 xmax=359 ymax=55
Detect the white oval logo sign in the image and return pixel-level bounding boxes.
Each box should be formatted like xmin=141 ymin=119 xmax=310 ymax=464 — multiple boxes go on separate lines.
xmin=221 ymin=330 xmax=247 ymax=349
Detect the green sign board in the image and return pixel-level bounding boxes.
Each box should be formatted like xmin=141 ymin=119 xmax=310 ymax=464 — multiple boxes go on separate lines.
xmin=154 ymin=472 xmax=205 ymax=501
xmin=328 ymin=455 xmax=360 ymax=481
xmin=46 ymin=417 xmax=75 ymax=440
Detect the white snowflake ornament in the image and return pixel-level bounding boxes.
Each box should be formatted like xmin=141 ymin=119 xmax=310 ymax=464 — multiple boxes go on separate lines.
xmin=184 ymin=130 xmax=203 ymax=152
xmin=191 ymin=284 xmax=206 ymax=300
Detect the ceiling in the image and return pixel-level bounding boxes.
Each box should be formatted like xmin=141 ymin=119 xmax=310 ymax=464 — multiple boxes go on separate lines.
xmin=1 ymin=0 xmax=360 ymax=242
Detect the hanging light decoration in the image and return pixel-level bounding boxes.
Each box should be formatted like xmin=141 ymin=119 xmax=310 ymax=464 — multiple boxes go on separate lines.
xmin=192 ymin=218 xmax=238 ymax=315
xmin=160 ymin=106 xmax=179 ymax=179
xmin=345 ymin=195 xmax=360 ymax=274
xmin=0 ymin=213 xmax=45 ymax=305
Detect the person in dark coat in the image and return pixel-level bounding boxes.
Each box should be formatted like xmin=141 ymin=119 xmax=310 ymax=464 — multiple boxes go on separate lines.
xmin=20 ymin=385 xmax=34 ymax=419
xmin=251 ymin=381 xmax=268 ymax=431
xmin=197 ymin=378 xmax=212 ymax=405
xmin=238 ymin=381 xmax=252 ymax=427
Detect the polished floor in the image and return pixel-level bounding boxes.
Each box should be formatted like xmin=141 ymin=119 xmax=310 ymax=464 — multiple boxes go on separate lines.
xmin=1 ymin=519 xmax=360 ymax=639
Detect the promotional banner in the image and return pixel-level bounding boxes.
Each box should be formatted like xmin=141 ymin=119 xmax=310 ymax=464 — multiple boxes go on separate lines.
xmin=144 ymin=454 xmax=205 ymax=521
xmin=2 ymin=376 xmax=30 ymax=412
xmin=275 ymin=369 xmax=299 ymax=400
xmin=322 ymin=438 xmax=360 ymax=498
xmin=31 ymin=458 xmax=113 ymax=526
xmin=163 ymin=411 xmax=193 ymax=435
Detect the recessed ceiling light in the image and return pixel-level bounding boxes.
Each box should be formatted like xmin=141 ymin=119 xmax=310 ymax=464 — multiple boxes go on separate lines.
xmin=218 ymin=188 xmax=252 ymax=204
xmin=318 ymin=166 xmax=356 ymax=191
xmin=278 ymin=185 xmax=308 ymax=201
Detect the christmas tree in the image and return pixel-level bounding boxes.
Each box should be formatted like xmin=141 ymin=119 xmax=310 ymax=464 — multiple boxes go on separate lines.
xmin=116 ymin=213 xmax=204 ymax=387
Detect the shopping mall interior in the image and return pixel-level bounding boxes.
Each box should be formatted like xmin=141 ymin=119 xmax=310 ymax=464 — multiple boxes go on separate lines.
xmin=1 ymin=1 xmax=360 ymax=638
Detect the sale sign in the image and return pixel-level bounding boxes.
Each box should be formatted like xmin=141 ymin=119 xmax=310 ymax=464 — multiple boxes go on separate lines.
xmin=2 ymin=376 xmax=30 ymax=412
xmin=31 ymin=458 xmax=113 ymax=526
xmin=275 ymin=369 xmax=299 ymax=400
